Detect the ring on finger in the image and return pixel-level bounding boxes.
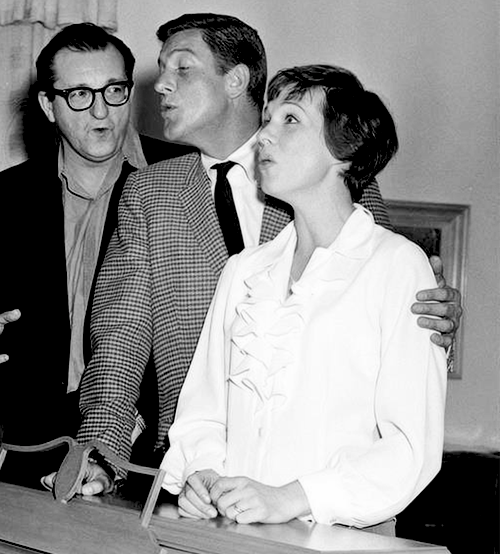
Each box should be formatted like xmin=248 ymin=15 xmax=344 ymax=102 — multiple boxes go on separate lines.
xmin=234 ymin=504 xmax=244 ymax=515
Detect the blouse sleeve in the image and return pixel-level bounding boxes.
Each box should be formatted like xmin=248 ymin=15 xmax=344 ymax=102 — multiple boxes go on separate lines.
xmin=160 ymin=255 xmax=240 ymax=494
xmin=298 ymin=240 xmax=447 ymax=527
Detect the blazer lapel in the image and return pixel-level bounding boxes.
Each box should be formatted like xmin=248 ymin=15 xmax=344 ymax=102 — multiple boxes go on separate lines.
xmin=179 ymin=156 xmax=229 ymax=276
xmin=176 ymin=159 xmax=293 ymax=274
xmin=84 ymin=160 xmax=136 ymax=364
xmin=96 ymin=161 xmax=136 ymax=269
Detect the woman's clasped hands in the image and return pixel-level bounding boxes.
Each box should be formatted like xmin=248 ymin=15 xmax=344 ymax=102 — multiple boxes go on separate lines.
xmin=178 ymin=469 xmax=310 ymax=524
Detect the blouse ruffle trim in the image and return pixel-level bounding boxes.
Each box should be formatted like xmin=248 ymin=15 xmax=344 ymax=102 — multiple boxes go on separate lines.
xmin=227 ymin=205 xmax=376 ymax=413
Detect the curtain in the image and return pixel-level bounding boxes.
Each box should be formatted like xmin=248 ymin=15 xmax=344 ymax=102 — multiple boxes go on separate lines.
xmin=0 ymin=0 xmax=117 ymax=31
xmin=0 ymin=0 xmax=118 ymax=170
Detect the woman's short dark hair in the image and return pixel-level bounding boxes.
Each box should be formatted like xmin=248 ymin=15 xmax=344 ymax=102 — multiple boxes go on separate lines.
xmin=157 ymin=13 xmax=267 ymax=111
xmin=36 ymin=23 xmax=135 ymax=97
xmin=267 ymin=64 xmax=399 ymax=202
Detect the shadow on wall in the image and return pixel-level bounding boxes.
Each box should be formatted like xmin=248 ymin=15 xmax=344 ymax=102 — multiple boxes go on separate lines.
xmin=5 ymin=86 xmax=27 ymax=166
xmin=133 ymin=70 xmax=165 ymax=140
xmin=11 ymin=79 xmax=57 ymax=162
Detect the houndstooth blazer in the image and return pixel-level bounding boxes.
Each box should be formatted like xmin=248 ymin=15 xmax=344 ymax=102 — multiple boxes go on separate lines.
xmin=77 ymin=152 xmax=391 ymax=465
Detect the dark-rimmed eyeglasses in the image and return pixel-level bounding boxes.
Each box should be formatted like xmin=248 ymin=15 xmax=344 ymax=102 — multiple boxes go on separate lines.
xmin=51 ymin=81 xmax=134 ymax=111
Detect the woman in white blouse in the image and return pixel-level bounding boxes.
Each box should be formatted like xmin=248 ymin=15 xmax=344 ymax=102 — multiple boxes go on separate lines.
xmin=161 ymin=64 xmax=447 ymax=529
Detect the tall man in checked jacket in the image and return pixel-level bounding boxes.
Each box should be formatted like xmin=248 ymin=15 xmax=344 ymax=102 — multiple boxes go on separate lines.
xmin=48 ymin=13 xmax=462 ymax=495
xmin=0 ymin=23 xmax=191 ymax=488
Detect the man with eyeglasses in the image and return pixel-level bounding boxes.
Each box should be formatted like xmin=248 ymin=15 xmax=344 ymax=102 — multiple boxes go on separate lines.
xmin=51 ymin=81 xmax=133 ymax=112
xmin=0 ymin=22 xmax=191 ymax=488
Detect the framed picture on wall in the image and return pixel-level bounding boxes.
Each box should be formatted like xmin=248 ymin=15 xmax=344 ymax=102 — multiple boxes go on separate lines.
xmin=386 ymin=200 xmax=470 ymax=379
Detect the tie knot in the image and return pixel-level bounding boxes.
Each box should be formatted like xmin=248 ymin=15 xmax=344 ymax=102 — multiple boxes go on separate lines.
xmin=212 ymin=161 xmax=236 ymax=179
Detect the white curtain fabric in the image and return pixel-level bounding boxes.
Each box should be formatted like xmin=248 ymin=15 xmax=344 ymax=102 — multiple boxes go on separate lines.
xmin=0 ymin=0 xmax=117 ymax=31
xmin=0 ymin=0 xmax=118 ymax=170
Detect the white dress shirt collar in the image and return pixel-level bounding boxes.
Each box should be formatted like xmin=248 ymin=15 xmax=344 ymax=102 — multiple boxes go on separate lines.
xmin=200 ymin=132 xmax=263 ymax=248
xmin=200 ymin=132 xmax=258 ymax=185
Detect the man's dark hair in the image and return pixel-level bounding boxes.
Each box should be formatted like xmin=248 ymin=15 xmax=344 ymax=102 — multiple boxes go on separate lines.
xmin=156 ymin=13 xmax=266 ymax=110
xmin=36 ymin=22 xmax=135 ymax=97
xmin=267 ymin=64 xmax=399 ymax=202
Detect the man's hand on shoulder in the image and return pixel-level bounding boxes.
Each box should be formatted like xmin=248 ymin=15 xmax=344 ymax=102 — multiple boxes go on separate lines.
xmin=412 ymin=255 xmax=463 ymax=348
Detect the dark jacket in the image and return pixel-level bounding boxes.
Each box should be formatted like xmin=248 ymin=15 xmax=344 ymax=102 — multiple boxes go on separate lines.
xmin=0 ymin=136 xmax=192 ymax=485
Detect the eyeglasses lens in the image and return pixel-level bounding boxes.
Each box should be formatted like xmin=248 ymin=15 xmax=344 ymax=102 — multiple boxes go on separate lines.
xmin=67 ymin=83 xmax=130 ymax=110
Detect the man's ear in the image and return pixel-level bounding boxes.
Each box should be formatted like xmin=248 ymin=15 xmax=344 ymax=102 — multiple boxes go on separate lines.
xmin=38 ymin=91 xmax=56 ymax=123
xmin=225 ymin=64 xmax=250 ymax=100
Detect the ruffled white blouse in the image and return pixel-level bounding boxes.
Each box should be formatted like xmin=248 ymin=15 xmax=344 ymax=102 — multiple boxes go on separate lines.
xmin=161 ymin=205 xmax=447 ymax=528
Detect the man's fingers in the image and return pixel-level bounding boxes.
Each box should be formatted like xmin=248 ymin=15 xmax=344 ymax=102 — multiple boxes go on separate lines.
xmin=416 ymin=315 xmax=454 ymax=334
xmin=80 ymin=478 xmax=108 ymax=496
xmin=412 ymin=297 xmax=462 ymax=324
xmin=0 ymin=310 xmax=21 ymax=362
xmin=0 ymin=309 xmax=21 ymax=335
xmin=80 ymin=463 xmax=114 ymax=496
xmin=0 ymin=309 xmax=21 ymax=324
xmin=428 ymin=255 xmax=445 ymax=286
xmin=415 ymin=287 xmax=460 ymax=303
xmin=412 ymin=301 xmax=458 ymax=319
xmin=41 ymin=472 xmax=57 ymax=491
xmin=430 ymin=332 xmax=452 ymax=348
xmin=41 ymin=463 xmax=113 ymax=497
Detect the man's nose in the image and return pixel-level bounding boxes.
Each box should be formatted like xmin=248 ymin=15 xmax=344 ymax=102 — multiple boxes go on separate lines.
xmin=90 ymin=92 xmax=109 ymax=119
xmin=154 ymin=71 xmax=176 ymax=94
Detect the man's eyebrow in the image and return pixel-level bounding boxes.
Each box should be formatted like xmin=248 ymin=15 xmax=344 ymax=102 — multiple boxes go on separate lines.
xmin=170 ymin=46 xmax=196 ymax=55
xmin=55 ymin=77 xmax=127 ymax=89
xmin=157 ymin=47 xmax=196 ymax=65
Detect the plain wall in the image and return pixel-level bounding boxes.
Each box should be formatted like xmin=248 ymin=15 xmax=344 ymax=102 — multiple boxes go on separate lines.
xmin=117 ymin=0 xmax=500 ymax=451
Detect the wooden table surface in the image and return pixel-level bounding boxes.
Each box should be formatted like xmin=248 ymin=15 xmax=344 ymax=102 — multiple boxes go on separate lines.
xmin=0 ymin=481 xmax=450 ymax=554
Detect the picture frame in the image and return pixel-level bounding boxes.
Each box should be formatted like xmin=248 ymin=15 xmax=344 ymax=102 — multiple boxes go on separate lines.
xmin=386 ymin=200 xmax=470 ymax=379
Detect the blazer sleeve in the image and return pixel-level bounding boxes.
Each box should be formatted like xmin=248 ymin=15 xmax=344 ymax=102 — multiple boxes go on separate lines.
xmin=160 ymin=255 xmax=241 ymax=494
xmin=77 ymin=170 xmax=153 ymax=467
